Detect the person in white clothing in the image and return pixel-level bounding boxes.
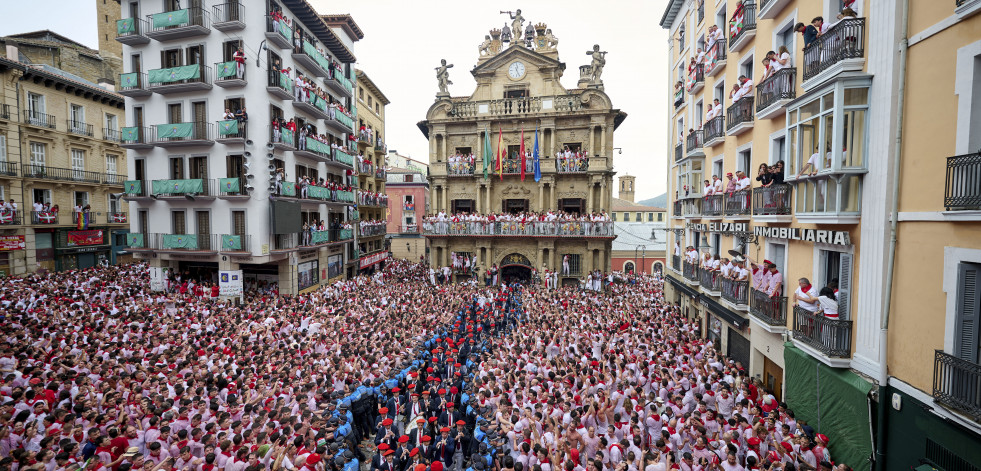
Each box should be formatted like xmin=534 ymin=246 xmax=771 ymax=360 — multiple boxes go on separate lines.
xmin=817 ymin=286 xmax=839 ymax=318
xmin=793 ymin=278 xmax=819 ymax=312
xmin=735 ymin=171 xmax=751 ymax=191
xmin=798 ymin=147 xmax=821 ymax=177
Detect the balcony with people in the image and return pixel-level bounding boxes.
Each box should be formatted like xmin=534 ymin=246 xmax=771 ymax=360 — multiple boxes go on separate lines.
xmin=145 ymin=7 xmax=210 ymax=40
xmin=265 ymin=11 xmax=293 ymax=49
xmin=357 ymin=190 xmax=388 ymax=208
xmin=721 ymin=275 xmax=749 ymax=310
xmin=699 ymin=265 xmax=721 ymax=296
xmin=728 ymin=1 xmax=757 ymax=52
xmin=790 ymin=277 xmax=853 ymax=366
xmin=216 ymin=113 xmax=248 ymax=145
xmin=686 ymin=61 xmax=704 ymax=95
xmin=272 ymin=175 xmax=356 ymax=206
xmin=359 ymin=220 xmax=387 ymax=238
xmin=446 ymin=153 xmax=475 ymax=176
xmin=266 ymin=68 xmax=294 ymax=100
xmin=756 ymin=54 xmax=797 ymax=119
xmin=725 ymin=77 xmax=755 ymax=136
xmin=450 ymin=95 xmax=583 ymax=118
xmin=673 ymin=82 xmax=685 ymax=110
xmin=752 ymin=160 xmax=791 ymax=222
xmin=801 ymin=9 xmax=865 ymax=89
xmin=686 ymin=129 xmax=704 ymax=158
xmin=215 ymin=59 xmax=247 ymax=88
xmin=724 ymin=187 xmax=752 ymax=219
xmin=150 ymin=178 xmax=215 ymax=200
xmin=703 ymin=101 xmax=725 ymax=147
xmin=703 ymin=29 xmax=727 ymax=78
xmin=682 ymin=258 xmax=699 ymax=284
xmin=422 ymin=212 xmax=614 ymax=239
xmin=293 ymin=76 xmax=331 ymax=120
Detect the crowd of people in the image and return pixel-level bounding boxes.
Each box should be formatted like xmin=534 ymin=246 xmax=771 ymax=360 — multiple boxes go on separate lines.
xmin=357 ymin=191 xmax=388 ymax=208
xmin=448 ymin=154 xmax=476 ymax=176
xmin=0 ymin=257 xmax=855 ymax=471
xmin=422 ymin=212 xmax=614 ymax=237
xmin=359 ymin=220 xmax=387 ymax=237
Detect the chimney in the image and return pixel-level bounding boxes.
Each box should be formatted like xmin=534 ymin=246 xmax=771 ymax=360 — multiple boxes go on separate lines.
xmin=97 ymin=78 xmax=116 ymax=92
xmin=6 ymin=43 xmax=19 ymax=62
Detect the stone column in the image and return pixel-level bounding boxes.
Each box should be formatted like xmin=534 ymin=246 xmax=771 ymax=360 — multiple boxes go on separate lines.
xmin=600 ymin=125 xmax=607 ymax=157
xmin=586 ymin=183 xmax=594 ymax=213
xmin=538 ymin=183 xmax=544 ymax=211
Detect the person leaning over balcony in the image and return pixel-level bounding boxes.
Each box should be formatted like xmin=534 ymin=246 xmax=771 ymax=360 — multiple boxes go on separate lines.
xmin=773 ymin=46 xmax=791 ymax=72
xmin=756 ymin=163 xmax=772 ymax=187
xmin=766 ymin=262 xmax=783 ymax=298
xmin=711 ymin=98 xmax=723 ymax=119
xmin=748 ymin=256 xmax=766 ymax=290
xmin=816 ymin=287 xmax=838 ymax=319
xmin=705 ymin=101 xmax=717 ymax=122
xmin=735 ymin=171 xmax=751 ymax=191
xmin=737 ymin=76 xmax=753 ymax=101
xmin=703 ymin=179 xmax=713 ymax=197
xmin=771 ymin=160 xmax=786 ymax=185
xmin=797 ymin=147 xmax=821 ymax=178
xmin=793 ymin=278 xmax=819 ymax=312
xmin=723 ymin=173 xmax=736 ymax=196
xmin=796 ymin=20 xmax=819 ymax=50
xmin=713 ymin=174 xmax=724 ymax=195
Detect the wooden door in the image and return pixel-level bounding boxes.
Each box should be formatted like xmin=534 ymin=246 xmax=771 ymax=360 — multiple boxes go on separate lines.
xmin=763 ymin=356 xmax=784 ymax=401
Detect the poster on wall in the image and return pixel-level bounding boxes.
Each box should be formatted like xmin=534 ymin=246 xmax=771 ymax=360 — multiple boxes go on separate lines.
xmin=327 ymin=254 xmax=343 ymax=279
xmin=149 ymin=266 xmax=170 ymax=292
xmin=0 ymin=235 xmax=26 ymax=251
xmin=67 ymin=230 xmax=104 ymax=246
xmin=219 ymin=270 xmax=244 ymax=297
xmin=298 ymin=260 xmax=319 ymax=291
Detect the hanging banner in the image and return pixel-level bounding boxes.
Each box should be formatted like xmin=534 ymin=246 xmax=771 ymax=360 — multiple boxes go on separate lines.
xmin=221 ymin=235 xmax=242 ymax=251
xmin=121 ymin=127 xmax=140 ymax=141
xmin=162 ymin=234 xmax=198 ymax=250
xmin=0 ymin=235 xmax=26 ymax=251
xmin=126 ymin=233 xmax=144 ymax=248
xmin=152 ymin=179 xmax=204 ymax=195
xmin=120 ymin=72 xmax=140 ymax=88
xmin=280 ymin=181 xmax=297 ymax=197
xmin=67 ymin=230 xmax=104 ymax=247
xmin=148 ymin=65 xmax=200 ymax=84
xmin=280 ymin=128 xmax=294 ymax=146
xmin=219 ymin=270 xmax=244 ymax=297
xmin=216 ymin=61 xmax=237 ymax=78
xmin=155 ymin=123 xmax=194 ymax=138
xmin=218 ymin=178 xmax=240 ymax=193
xmin=124 ymin=180 xmax=143 ymax=195
xmin=117 ymin=18 xmax=136 ymax=35
xmin=152 ymin=9 xmax=189 ymax=28
xmin=218 ymin=120 xmax=239 ymax=135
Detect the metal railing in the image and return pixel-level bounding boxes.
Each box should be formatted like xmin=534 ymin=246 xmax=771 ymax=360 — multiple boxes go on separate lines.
xmin=109 ymin=212 xmax=128 ymax=223
xmin=686 ymin=130 xmax=703 ymax=154
xmin=729 ymin=2 xmax=757 ymax=46
xmin=703 ymin=194 xmax=723 ymax=217
xmin=216 ymin=120 xmax=247 ymax=140
xmin=675 ymin=143 xmax=683 ymax=162
xmin=273 ymin=233 xmax=298 ymax=251
xmin=944 ymin=152 xmax=981 ymax=211
xmin=672 ymin=254 xmax=681 ymax=272
xmin=450 ymin=95 xmax=583 ymax=118
xmin=119 ymin=72 xmax=148 ymax=93
xmin=145 ymin=7 xmax=209 ymax=34
xmin=67 ymin=120 xmax=94 ymax=137
xmin=674 ymin=88 xmax=685 ymax=108
xmin=499 ymin=159 xmax=521 ymax=174
xmin=802 ymin=18 xmax=866 ymax=81
xmin=401 ymin=224 xmax=420 ymax=234
xmin=686 ymin=63 xmax=704 ymax=92
xmin=704 ymin=115 xmax=725 ymax=143
xmin=360 ymin=225 xmax=387 ymax=237
xmin=147 ymin=64 xmax=212 ymax=89
xmin=556 ymin=156 xmax=589 ymax=172
xmin=104 ymin=174 xmax=125 ymax=185
xmin=150 ymin=121 xmax=213 ymax=144
xmin=267 ymin=68 xmax=292 ymax=95
xmin=447 ymin=161 xmax=475 ymax=176
xmin=721 ymin=277 xmax=749 ymax=305
xmin=103 ymin=128 xmax=121 ymax=142
xmin=297 ymin=229 xmax=347 ymax=247
xmin=792 ymin=305 xmax=852 ymax=357
xmin=269 ymin=125 xmax=295 ymax=148
xmin=757 ymin=67 xmax=797 ymax=111
xmin=724 ymin=189 xmax=751 ymax=216
xmin=375 ymin=169 xmax=386 ymax=179
xmin=750 ymin=288 xmax=788 ymax=326
xmin=71 ymin=212 xmax=98 ymax=225
xmin=155 ymin=233 xmax=220 ymax=251
xmin=682 ymin=197 xmax=702 ymax=217
xmin=0 ymin=211 xmax=21 ymax=226
xmin=673 ymin=200 xmax=682 ymax=217
xmin=0 ymin=104 xmax=9 ymax=120
xmin=705 ymin=39 xmax=727 ymax=75
xmin=726 ymin=96 xmax=755 ymax=130
xmin=933 ymin=350 xmax=981 ymax=423
xmin=699 ymin=267 xmax=721 ymax=292
xmin=682 ymin=260 xmax=698 ymax=282
xmin=31 ymin=211 xmax=60 ymax=225
xmin=753 ymin=184 xmax=792 ymax=215
xmin=0 ymin=162 xmax=17 ymax=176
xmin=423 ymin=221 xmax=614 ymax=237
xmin=121 ymin=126 xmax=155 ymax=146
xmin=23 ymin=111 xmax=57 ymax=129
xmin=116 ymin=17 xmax=149 ymax=40
xmin=212 ymin=2 xmax=244 ymax=25
xmin=23 ymin=165 xmax=104 ymax=184
xmin=215 ymin=61 xmax=245 ymax=83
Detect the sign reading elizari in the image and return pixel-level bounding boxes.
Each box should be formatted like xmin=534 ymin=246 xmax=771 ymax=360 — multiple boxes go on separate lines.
xmin=686 ymin=222 xmax=749 ymax=233
xmin=755 ymin=226 xmax=851 ymax=246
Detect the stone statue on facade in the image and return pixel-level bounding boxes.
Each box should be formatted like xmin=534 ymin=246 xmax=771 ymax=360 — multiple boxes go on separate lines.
xmin=500 ymin=22 xmax=512 ymax=47
xmin=586 ymin=44 xmax=607 ymax=84
xmin=545 ymin=29 xmax=559 ymax=49
xmin=435 ymin=59 xmax=453 ymax=96
xmin=502 ymin=9 xmax=524 ymax=45
xmin=479 ymin=35 xmax=493 ymax=56
xmin=524 ymin=23 xmax=536 ymax=48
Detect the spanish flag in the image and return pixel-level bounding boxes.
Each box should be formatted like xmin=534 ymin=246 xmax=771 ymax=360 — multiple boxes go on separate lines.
xmin=497 ymin=127 xmax=504 ymax=181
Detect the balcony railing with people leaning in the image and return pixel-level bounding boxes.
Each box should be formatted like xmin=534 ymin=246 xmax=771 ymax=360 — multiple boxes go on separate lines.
xmin=724 ymin=189 xmax=751 ymax=216
xmin=375 ymin=169 xmax=386 ymax=179
xmin=726 ymin=96 xmax=754 ymax=131
xmin=933 ymin=350 xmax=981 ymax=423
xmin=215 ymin=61 xmax=245 ymax=84
xmin=0 ymin=211 xmax=22 ymax=226
xmin=499 ymin=159 xmax=522 ymax=174
xmin=401 ymin=224 xmax=420 ymax=234
xmin=71 ymin=212 xmax=98 ymax=225
xmin=729 ymin=2 xmax=757 ymax=49
xmin=753 ymin=184 xmax=793 ymax=215
xmin=793 ymin=305 xmax=853 ymax=357
xmin=67 ymin=120 xmax=94 ymax=137
xmin=450 ymin=95 xmax=583 ymax=118
xmin=703 ymin=194 xmax=724 ymax=217
xmin=686 ymin=64 xmax=704 ymax=94
xmin=686 ymin=130 xmax=703 ymax=154
xmin=556 ymin=156 xmax=588 ymax=173
xmin=750 ymin=288 xmax=788 ymax=327
xmin=704 ymin=115 xmax=725 ymax=144
xmin=23 ymin=111 xmax=57 ymax=129
xmin=266 ymin=68 xmax=293 ymax=99
xmin=23 ymin=165 xmax=105 ymax=184
xmin=700 ymin=267 xmax=721 ymax=292
xmin=31 ymin=211 xmax=60 ymax=225
xmin=672 ymin=254 xmax=681 ymax=272
xmin=447 ymin=161 xmax=475 ymax=176
xmin=944 ymin=151 xmax=981 ymax=211
xmin=704 ymin=39 xmax=727 ymax=76
xmin=721 ymin=277 xmax=749 ymax=305
xmin=360 ymin=225 xmax=387 ymax=237
xmin=682 ymin=260 xmax=699 ymax=282
xmin=423 ymin=221 xmax=614 ymax=238
xmin=675 ymin=143 xmax=683 ymax=163
xmin=802 ymin=18 xmax=866 ymax=82
xmin=269 ymin=125 xmax=296 ymax=149
xmin=756 ymin=67 xmax=797 ymax=112
xmin=0 ymin=161 xmax=18 ymax=177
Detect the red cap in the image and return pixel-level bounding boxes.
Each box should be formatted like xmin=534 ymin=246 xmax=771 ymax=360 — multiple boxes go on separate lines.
xmin=456 ymin=420 xmax=466 ymax=426
xmin=378 ymin=407 xmax=389 ymax=415
xmin=446 ymin=402 xmax=454 ymax=407
xmin=816 ymin=433 xmax=829 ymax=444
xmin=780 ymin=442 xmax=793 ymax=452
xmin=440 ymin=427 xmax=450 ymax=433
xmin=747 ymin=437 xmax=760 ymax=446
xmin=383 ymin=449 xmax=395 ymax=456
xmin=306 ymin=454 xmax=321 ymax=465
xmin=378 ymin=444 xmax=390 ymax=451
xmin=382 ymin=418 xmax=393 ymax=426
xmin=414 ymin=464 xmax=426 ymax=471
xmin=398 ymin=436 xmax=410 ymax=444
xmin=421 ymin=435 xmax=432 ymax=442
xmin=431 ymin=462 xmax=443 ymax=471
xmin=391 ymin=387 xmax=401 ymax=393
xmin=409 ymin=448 xmax=419 ymax=457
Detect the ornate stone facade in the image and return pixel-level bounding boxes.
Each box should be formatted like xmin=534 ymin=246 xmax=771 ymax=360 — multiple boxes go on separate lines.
xmin=418 ymin=17 xmax=626 ymax=281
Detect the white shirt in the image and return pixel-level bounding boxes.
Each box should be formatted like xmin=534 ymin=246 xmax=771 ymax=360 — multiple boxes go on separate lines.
xmin=796 ymin=286 xmax=819 ymax=312
xmin=818 ymin=295 xmax=839 ymax=317
xmin=736 ymin=177 xmax=751 ymax=190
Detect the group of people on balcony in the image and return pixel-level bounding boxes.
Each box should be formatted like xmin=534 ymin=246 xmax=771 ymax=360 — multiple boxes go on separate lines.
xmin=703 ymin=171 xmax=751 ymax=198
xmin=221 ymin=107 xmax=249 ymax=125
xmin=557 ymin=146 xmax=589 ymax=172
xmin=359 ymin=219 xmax=386 ymax=236
xmin=795 ymin=7 xmax=860 ymax=51
xmin=448 ymin=152 xmax=476 ymax=175
xmin=300 ymin=218 xmax=346 ymax=246
xmin=357 ymin=190 xmax=388 ymax=207
xmin=422 ymin=211 xmax=612 ymax=236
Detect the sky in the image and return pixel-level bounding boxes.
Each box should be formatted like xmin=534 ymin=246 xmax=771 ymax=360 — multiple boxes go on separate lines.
xmin=0 ymin=0 xmax=671 ymax=201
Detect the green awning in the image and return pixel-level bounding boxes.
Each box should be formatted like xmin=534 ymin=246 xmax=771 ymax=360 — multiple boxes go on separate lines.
xmin=156 ymin=123 xmax=193 ymax=139
xmin=221 ymin=235 xmax=242 ymax=251
xmin=152 ymin=179 xmax=203 ymax=195
xmin=216 ymin=61 xmax=237 ymax=78
xmin=148 ymin=65 xmax=200 ymax=84
xmin=124 ymin=180 xmax=143 ymax=195
xmin=117 ymin=18 xmax=136 ymax=35
xmin=126 ymin=233 xmax=144 ymax=248
xmin=162 ymin=234 xmax=198 ymax=250
xmin=217 ymin=120 xmax=239 ymax=136
xmin=218 ymin=177 xmax=240 ymax=192
xmin=152 ymin=9 xmax=189 ymax=28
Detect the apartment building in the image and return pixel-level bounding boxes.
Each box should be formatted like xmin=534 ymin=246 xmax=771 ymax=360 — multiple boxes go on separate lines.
xmin=117 ymin=0 xmax=361 ymax=294
xmin=611 ymin=175 xmax=666 ymax=274
xmin=354 ymin=67 xmax=390 ymax=273
xmin=0 ymin=54 xmax=129 ymax=275
xmin=386 ymin=166 xmax=429 ymax=263
xmin=662 ymin=0 xmax=981 ymax=468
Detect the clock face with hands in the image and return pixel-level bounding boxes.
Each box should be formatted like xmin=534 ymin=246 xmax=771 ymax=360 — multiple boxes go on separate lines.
xmin=508 ymin=61 xmax=526 ymax=80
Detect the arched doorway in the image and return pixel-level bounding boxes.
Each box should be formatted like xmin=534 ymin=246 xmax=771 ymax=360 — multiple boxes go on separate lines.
xmin=653 ymin=262 xmax=663 ymax=273
xmin=500 ymin=253 xmax=533 ymax=285
xmin=623 ymin=261 xmax=635 ymax=274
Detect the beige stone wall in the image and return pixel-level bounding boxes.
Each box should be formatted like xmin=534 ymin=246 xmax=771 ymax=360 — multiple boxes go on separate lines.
xmin=96 ymin=0 xmax=124 ymax=79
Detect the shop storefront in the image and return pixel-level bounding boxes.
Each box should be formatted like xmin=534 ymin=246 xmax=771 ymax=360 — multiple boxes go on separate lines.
xmin=55 ymin=229 xmax=110 ymax=271
xmin=0 ymin=235 xmax=26 ymax=276
xmin=359 ymin=251 xmax=390 ymax=274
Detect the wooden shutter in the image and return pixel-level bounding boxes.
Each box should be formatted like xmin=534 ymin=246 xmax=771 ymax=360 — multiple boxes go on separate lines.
xmin=232 ymin=211 xmax=246 ymax=236
xmin=954 ymin=262 xmax=981 ymax=363
xmin=838 ymin=253 xmax=852 ymax=320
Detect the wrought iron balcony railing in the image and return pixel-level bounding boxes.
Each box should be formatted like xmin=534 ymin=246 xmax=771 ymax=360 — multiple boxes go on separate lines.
xmin=423 ymin=221 xmax=614 ymax=238
xmin=749 ymin=288 xmax=788 ymax=326
xmin=726 ymin=96 xmax=755 ymax=131
xmin=792 ymin=305 xmax=853 ymax=358
xmin=699 ymin=267 xmax=721 ymax=292
xmin=682 ymin=260 xmax=699 ymax=282
xmin=944 ymin=152 xmax=981 ymax=211
xmin=753 ymin=184 xmax=792 ymax=215
xmin=802 ymin=18 xmax=866 ymax=82
xmin=721 ymin=277 xmax=749 ymax=305
xmin=756 ymin=67 xmax=797 ymax=112
xmin=933 ymin=350 xmax=981 ymax=423
xmin=703 ymin=194 xmax=723 ymax=217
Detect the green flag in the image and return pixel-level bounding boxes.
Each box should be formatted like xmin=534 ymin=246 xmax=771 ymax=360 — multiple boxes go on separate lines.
xmin=280 ymin=128 xmax=294 ymax=146
xmin=216 ymin=61 xmax=237 ymax=78
xmin=120 ymin=73 xmax=140 ymax=89
xmin=148 ymin=65 xmax=200 ymax=84
xmin=311 ymin=231 xmax=330 ymax=244
xmin=278 ymin=19 xmax=291 ymax=40
xmin=124 ymin=180 xmax=143 ymax=195
xmin=152 ymin=179 xmax=204 ymax=195
xmin=307 ymin=186 xmax=329 ymax=200
xmin=340 ymin=228 xmax=353 ymax=240
xmin=126 ymin=233 xmax=144 ymax=248
xmin=483 ymin=129 xmax=492 ymax=179
xmin=162 ymin=234 xmax=198 ymax=250
xmin=121 ymin=127 xmax=139 ymax=141
xmin=281 ymin=182 xmax=297 ymax=197
xmin=218 ymin=120 xmax=239 ymax=136
xmin=218 ymin=177 xmax=240 ymax=193
xmin=117 ymin=18 xmax=135 ymax=35
xmin=152 ymin=9 xmax=189 ymax=28
xmin=156 ymin=123 xmax=194 ymax=139
xmin=221 ymin=235 xmax=242 ymax=250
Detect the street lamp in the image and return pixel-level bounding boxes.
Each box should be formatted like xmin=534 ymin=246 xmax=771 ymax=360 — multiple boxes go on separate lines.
xmin=634 ymin=245 xmax=646 ymax=274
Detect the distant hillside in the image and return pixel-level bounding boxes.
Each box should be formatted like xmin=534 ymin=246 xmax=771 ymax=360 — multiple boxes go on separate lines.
xmin=637 ymin=193 xmax=667 ymax=208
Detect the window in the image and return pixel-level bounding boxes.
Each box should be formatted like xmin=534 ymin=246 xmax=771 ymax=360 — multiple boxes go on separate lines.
xmin=105 ymin=155 xmax=119 ymax=183
xmin=74 ymin=191 xmax=90 ymax=208
xmin=71 ymin=149 xmax=86 ymax=171
xmin=612 ymin=213 xmax=618 ymax=221
xmin=29 ymin=142 xmax=46 ymax=167
xmin=737 ymin=148 xmax=751 ymax=174
xmin=33 ymin=189 xmax=52 ymax=206
xmin=772 ymin=136 xmax=786 ymax=164
xmin=170 ymin=156 xmax=185 ymax=179
xmin=232 ymin=210 xmax=246 ymax=236
xmin=819 ymin=250 xmax=853 ymax=320
xmin=562 ymin=254 xmax=583 ymax=275
xmin=359 ymin=87 xmax=364 ymax=100
xmin=636 ymin=212 xmax=642 ymax=221
xmin=740 ymin=53 xmax=754 ymax=82
xmin=677 ymin=159 xmax=703 ymax=197
xmin=27 ymin=93 xmax=45 ymax=114
xmin=172 ymin=210 xmax=186 ymax=233
xmin=375 ymin=103 xmax=379 ymax=114
xmin=787 ymin=85 xmax=869 ymax=176
xmin=70 ymin=104 xmax=85 ymax=130
xmin=624 ymin=212 xmax=630 ymax=222
xmin=648 ymin=213 xmax=654 ymax=222
xmin=954 ymin=262 xmax=981 ymax=364
xmin=658 ymin=213 xmax=664 ymax=222
xmin=713 ymin=159 xmax=723 ymax=179
xmin=0 ymin=135 xmax=6 ymax=162
xmin=105 ymin=113 xmax=118 ymax=132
